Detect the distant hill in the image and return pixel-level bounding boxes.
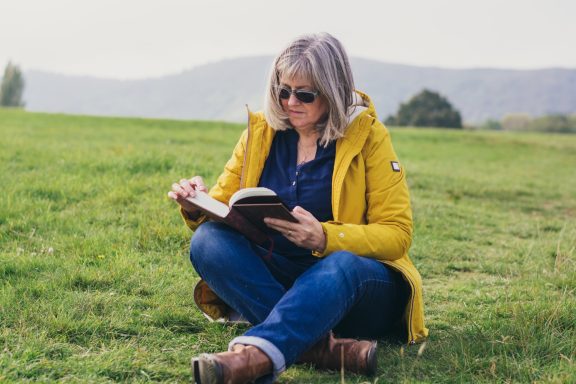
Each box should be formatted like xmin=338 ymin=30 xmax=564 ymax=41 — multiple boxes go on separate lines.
xmin=22 ymin=57 xmax=576 ymax=123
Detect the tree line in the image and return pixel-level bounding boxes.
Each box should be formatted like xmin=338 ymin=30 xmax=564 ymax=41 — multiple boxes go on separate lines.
xmin=479 ymin=114 xmax=576 ymax=134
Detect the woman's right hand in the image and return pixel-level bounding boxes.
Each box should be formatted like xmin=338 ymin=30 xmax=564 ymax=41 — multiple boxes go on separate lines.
xmin=167 ymin=176 xmax=208 ymax=214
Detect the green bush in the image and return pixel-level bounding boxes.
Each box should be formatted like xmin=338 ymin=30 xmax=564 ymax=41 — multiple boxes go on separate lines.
xmin=0 ymin=61 xmax=25 ymax=107
xmin=385 ymin=89 xmax=462 ymax=128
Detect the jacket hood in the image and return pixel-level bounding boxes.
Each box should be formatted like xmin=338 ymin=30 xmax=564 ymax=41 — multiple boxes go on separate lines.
xmin=347 ymin=91 xmax=370 ymax=125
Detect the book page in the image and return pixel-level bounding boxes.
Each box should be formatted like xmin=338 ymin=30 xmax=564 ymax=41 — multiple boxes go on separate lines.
xmin=228 ymin=187 xmax=277 ymax=207
xmin=185 ymin=190 xmax=229 ymax=219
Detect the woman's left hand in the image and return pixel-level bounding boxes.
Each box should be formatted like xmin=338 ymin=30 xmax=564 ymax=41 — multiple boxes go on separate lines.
xmin=264 ymin=206 xmax=326 ymax=252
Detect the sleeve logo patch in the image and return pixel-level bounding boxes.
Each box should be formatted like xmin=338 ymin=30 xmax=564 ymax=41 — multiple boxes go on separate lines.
xmin=391 ymin=161 xmax=401 ymax=172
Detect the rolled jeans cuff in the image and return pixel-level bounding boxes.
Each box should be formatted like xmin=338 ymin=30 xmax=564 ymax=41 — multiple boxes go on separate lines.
xmin=229 ymin=335 xmax=286 ymax=381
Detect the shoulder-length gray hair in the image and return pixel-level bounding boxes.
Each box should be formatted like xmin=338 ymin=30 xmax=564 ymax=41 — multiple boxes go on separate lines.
xmin=264 ymin=33 xmax=356 ymax=147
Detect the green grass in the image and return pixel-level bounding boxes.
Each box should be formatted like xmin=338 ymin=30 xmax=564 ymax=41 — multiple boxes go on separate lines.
xmin=1 ymin=108 xmax=575 ymax=383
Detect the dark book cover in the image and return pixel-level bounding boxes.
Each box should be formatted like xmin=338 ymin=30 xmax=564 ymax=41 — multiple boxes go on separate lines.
xmin=222 ymin=208 xmax=270 ymax=244
xmin=185 ymin=188 xmax=296 ymax=244
xmin=232 ymin=202 xmax=297 ymax=234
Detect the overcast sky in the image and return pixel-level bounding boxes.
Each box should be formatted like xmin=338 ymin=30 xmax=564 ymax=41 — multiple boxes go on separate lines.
xmin=1 ymin=0 xmax=575 ymax=79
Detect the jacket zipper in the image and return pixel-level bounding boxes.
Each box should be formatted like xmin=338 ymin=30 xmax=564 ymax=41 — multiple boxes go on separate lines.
xmin=407 ymin=278 xmax=416 ymax=344
xmin=240 ymin=106 xmax=252 ymax=189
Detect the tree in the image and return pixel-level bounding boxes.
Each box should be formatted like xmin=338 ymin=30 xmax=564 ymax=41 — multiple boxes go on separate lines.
xmin=386 ymin=89 xmax=462 ymax=128
xmin=0 ymin=61 xmax=25 ymax=107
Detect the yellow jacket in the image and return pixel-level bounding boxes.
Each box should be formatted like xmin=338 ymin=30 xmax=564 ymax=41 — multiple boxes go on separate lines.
xmin=182 ymin=92 xmax=428 ymax=344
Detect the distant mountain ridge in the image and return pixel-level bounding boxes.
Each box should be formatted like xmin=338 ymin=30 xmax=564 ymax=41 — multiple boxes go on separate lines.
xmin=22 ymin=57 xmax=576 ymax=123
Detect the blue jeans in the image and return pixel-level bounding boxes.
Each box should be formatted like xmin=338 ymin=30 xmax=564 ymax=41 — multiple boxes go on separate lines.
xmin=190 ymin=222 xmax=407 ymax=379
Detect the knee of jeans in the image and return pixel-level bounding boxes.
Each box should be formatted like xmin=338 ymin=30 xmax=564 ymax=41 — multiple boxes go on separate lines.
xmin=324 ymin=251 xmax=380 ymax=281
xmin=323 ymin=251 xmax=360 ymax=269
xmin=326 ymin=250 xmax=392 ymax=286
xmin=295 ymin=251 xmax=361 ymax=296
xmin=189 ymin=221 xmax=229 ymax=267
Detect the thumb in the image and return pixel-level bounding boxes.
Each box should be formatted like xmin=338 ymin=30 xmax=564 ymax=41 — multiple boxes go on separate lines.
xmin=292 ymin=206 xmax=311 ymax=216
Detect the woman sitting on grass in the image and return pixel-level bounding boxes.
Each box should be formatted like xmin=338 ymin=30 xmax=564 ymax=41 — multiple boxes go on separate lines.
xmin=168 ymin=32 xmax=427 ymax=384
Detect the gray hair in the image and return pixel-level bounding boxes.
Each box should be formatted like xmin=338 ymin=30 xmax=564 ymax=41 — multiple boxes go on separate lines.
xmin=264 ymin=33 xmax=356 ymax=146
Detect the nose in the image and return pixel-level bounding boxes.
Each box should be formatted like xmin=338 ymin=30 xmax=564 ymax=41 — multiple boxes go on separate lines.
xmin=287 ymin=92 xmax=301 ymax=106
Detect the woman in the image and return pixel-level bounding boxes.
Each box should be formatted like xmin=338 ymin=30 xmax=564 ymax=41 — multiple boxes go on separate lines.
xmin=168 ymin=33 xmax=427 ymax=384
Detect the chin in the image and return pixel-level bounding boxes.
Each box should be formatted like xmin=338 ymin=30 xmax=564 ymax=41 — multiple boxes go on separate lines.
xmin=290 ymin=118 xmax=309 ymax=128
xmin=289 ymin=119 xmax=301 ymax=128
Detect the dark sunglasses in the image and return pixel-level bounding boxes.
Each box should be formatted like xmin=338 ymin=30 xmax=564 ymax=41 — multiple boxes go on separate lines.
xmin=278 ymin=86 xmax=319 ymax=104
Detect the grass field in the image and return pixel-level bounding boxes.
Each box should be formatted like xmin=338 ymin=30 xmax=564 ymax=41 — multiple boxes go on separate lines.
xmin=1 ymin=108 xmax=575 ymax=383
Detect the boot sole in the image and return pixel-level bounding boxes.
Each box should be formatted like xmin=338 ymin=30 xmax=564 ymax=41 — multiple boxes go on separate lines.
xmin=191 ymin=354 xmax=223 ymax=384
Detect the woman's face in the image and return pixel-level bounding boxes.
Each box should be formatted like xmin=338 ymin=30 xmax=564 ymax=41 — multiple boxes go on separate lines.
xmin=279 ymin=75 xmax=327 ymax=133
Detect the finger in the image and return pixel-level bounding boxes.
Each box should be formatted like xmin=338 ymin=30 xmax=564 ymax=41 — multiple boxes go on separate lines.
xmin=179 ymin=178 xmax=195 ymax=195
xmin=172 ymin=182 xmax=184 ymax=194
xmin=292 ymin=205 xmax=307 ymax=213
xmin=173 ymin=182 xmax=195 ymax=198
xmin=292 ymin=206 xmax=312 ymax=218
xmin=191 ymin=176 xmax=206 ymax=189
xmin=167 ymin=191 xmax=178 ymax=200
xmin=264 ymin=217 xmax=297 ymax=229
xmin=270 ymin=223 xmax=294 ymax=237
xmin=266 ymin=222 xmax=297 ymax=238
xmin=263 ymin=220 xmax=288 ymax=232
xmin=290 ymin=212 xmax=313 ymax=227
xmin=189 ymin=176 xmax=208 ymax=193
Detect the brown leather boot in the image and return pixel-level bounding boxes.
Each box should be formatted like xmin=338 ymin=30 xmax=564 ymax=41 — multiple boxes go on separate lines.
xmin=298 ymin=332 xmax=377 ymax=376
xmin=191 ymin=344 xmax=273 ymax=384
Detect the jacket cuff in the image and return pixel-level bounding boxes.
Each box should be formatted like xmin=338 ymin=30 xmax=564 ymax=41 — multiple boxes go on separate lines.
xmin=311 ymin=222 xmax=336 ymax=257
xmin=180 ymin=206 xmax=208 ymax=231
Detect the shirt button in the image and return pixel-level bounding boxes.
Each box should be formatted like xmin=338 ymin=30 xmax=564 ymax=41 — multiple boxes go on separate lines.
xmin=339 ymin=232 xmax=345 ymax=238
xmin=292 ymin=181 xmax=296 ymax=186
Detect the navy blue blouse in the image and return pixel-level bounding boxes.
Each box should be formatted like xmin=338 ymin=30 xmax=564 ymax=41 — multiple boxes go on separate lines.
xmin=258 ymin=129 xmax=336 ymax=258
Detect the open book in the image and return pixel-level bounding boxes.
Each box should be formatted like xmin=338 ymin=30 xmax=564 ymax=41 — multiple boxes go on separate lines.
xmin=185 ymin=187 xmax=297 ymax=244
